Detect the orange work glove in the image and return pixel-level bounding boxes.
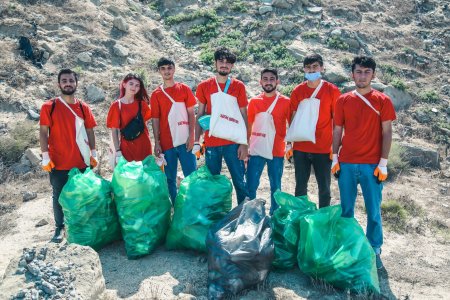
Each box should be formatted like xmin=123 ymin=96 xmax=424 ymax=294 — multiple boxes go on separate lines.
xmin=155 ymin=154 xmax=167 ymax=172
xmin=331 ymin=154 xmax=340 ymax=178
xmin=192 ymin=142 xmax=204 ymax=160
xmin=374 ymin=158 xmax=388 ymax=182
xmin=90 ymin=150 xmax=98 ymax=168
xmin=41 ymin=151 xmax=55 ymax=172
xmin=285 ymin=143 xmax=293 ymax=163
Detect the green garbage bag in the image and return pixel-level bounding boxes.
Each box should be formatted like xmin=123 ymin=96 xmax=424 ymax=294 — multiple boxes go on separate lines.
xmin=165 ymin=166 xmax=232 ymax=252
xmin=271 ymin=191 xmax=317 ymax=269
xmin=297 ymin=205 xmax=380 ymax=293
xmin=59 ymin=168 xmax=121 ymax=251
xmin=111 ymin=156 xmax=171 ymax=259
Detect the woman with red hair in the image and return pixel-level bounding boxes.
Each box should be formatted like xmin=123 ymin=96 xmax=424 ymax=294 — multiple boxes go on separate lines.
xmin=107 ymin=73 xmax=152 ymax=164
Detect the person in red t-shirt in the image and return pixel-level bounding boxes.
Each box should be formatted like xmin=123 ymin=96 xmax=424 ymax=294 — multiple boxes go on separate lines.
xmin=106 ymin=73 xmax=152 ymax=164
xmin=39 ymin=69 xmax=98 ymax=243
xmin=332 ymin=56 xmax=396 ymax=270
xmin=289 ymin=54 xmax=341 ymax=208
xmin=150 ymin=57 xmax=197 ymax=203
xmin=194 ymin=47 xmax=249 ymax=204
xmin=246 ymin=68 xmax=290 ymax=214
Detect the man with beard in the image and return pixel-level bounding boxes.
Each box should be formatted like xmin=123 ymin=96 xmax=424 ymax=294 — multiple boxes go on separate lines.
xmin=246 ymin=68 xmax=291 ymax=214
xmin=39 ymin=69 xmax=98 ymax=243
xmin=288 ymin=54 xmax=341 ymax=208
xmin=194 ymin=47 xmax=249 ymax=204
xmin=332 ymin=56 xmax=396 ymax=269
xmin=150 ymin=57 xmax=197 ymax=203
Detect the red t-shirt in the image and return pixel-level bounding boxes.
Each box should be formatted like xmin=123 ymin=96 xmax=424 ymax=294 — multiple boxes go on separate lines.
xmin=290 ymin=80 xmax=341 ymax=154
xmin=196 ymin=77 xmax=248 ymax=147
xmin=106 ymin=100 xmax=152 ymax=162
xmin=248 ymin=93 xmax=291 ymax=157
xmin=334 ymin=89 xmax=397 ymax=164
xmin=39 ymin=98 xmax=97 ymax=170
xmin=150 ymin=83 xmax=197 ymax=151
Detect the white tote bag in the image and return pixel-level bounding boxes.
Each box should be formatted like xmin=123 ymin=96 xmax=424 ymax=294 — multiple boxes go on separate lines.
xmin=249 ymin=93 xmax=279 ymax=160
xmin=285 ymin=80 xmax=323 ymax=143
xmin=57 ymin=97 xmax=91 ymax=166
xmin=209 ymin=78 xmax=247 ymax=145
xmin=160 ymin=85 xmax=190 ymax=147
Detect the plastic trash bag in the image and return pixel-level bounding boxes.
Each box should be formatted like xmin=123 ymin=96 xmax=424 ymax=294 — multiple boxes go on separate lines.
xmin=206 ymin=199 xmax=274 ymax=299
xmin=166 ymin=166 xmax=232 ymax=252
xmin=111 ymin=156 xmax=171 ymax=259
xmin=271 ymin=190 xmax=317 ymax=269
xmin=297 ymin=205 xmax=380 ymax=293
xmin=59 ymin=168 xmax=121 ymax=251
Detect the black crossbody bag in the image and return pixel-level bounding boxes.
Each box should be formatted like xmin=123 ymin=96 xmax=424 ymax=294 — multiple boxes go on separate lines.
xmin=120 ymin=100 xmax=145 ymax=141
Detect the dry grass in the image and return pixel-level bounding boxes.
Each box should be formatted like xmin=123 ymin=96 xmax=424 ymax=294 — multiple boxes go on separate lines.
xmin=0 ymin=121 xmax=39 ymax=166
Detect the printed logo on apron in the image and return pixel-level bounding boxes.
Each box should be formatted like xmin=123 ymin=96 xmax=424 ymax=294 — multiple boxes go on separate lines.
xmin=249 ymin=93 xmax=280 ymax=160
xmin=286 ymin=80 xmax=323 ymax=143
xmin=208 ymin=78 xmax=247 ymax=145
xmin=160 ymin=85 xmax=190 ymax=147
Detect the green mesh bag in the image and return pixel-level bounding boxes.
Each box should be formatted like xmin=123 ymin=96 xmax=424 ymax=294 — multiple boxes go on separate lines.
xmin=271 ymin=190 xmax=317 ymax=269
xmin=297 ymin=205 xmax=380 ymax=293
xmin=111 ymin=156 xmax=171 ymax=259
xmin=165 ymin=166 xmax=232 ymax=252
xmin=59 ymin=168 xmax=121 ymax=250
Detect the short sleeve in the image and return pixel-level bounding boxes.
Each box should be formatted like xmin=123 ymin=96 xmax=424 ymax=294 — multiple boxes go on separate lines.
xmin=236 ymin=82 xmax=248 ymax=108
xmin=196 ymin=82 xmax=207 ymax=105
xmin=331 ymin=84 xmax=341 ymax=115
xmin=334 ymin=96 xmax=345 ymax=127
xmin=39 ymin=101 xmax=53 ymax=127
xmin=150 ymin=91 xmax=160 ymax=119
xmin=289 ymin=85 xmax=301 ymax=113
xmin=106 ymin=102 xmax=120 ymax=129
xmin=247 ymin=99 xmax=256 ymax=124
xmin=380 ymin=96 xmax=397 ymax=122
xmin=82 ymin=104 xmax=97 ymax=128
xmin=142 ymin=101 xmax=151 ymax=121
xmin=183 ymin=84 xmax=197 ymax=108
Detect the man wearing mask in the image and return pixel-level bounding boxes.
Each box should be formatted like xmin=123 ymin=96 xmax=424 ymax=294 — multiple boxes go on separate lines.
xmin=39 ymin=69 xmax=98 ymax=243
xmin=194 ymin=47 xmax=249 ymax=204
xmin=287 ymin=54 xmax=341 ymax=208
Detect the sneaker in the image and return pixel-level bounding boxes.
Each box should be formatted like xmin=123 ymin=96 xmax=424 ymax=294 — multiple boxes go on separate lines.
xmin=375 ymin=254 xmax=384 ymax=270
xmin=51 ymin=227 xmax=64 ymax=243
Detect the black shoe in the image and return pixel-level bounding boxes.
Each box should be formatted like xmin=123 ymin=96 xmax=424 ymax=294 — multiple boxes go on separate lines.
xmin=51 ymin=227 xmax=64 ymax=243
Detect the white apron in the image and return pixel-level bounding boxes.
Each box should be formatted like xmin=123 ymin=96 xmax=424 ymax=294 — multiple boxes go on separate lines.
xmin=160 ymin=85 xmax=190 ymax=147
xmin=58 ymin=97 xmax=90 ymax=166
xmin=209 ymin=78 xmax=247 ymax=145
xmin=285 ymin=80 xmax=323 ymax=143
xmin=249 ymin=93 xmax=279 ymax=160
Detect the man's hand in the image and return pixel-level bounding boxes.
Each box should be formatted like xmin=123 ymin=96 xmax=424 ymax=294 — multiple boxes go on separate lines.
xmin=115 ymin=150 xmax=123 ymax=164
xmin=155 ymin=154 xmax=167 ymax=171
xmin=285 ymin=143 xmax=293 ymax=163
xmin=41 ymin=151 xmax=55 ymax=172
xmin=90 ymin=149 xmax=98 ymax=168
xmin=238 ymin=144 xmax=248 ymax=161
xmin=186 ymin=135 xmax=195 ymax=152
xmin=192 ymin=142 xmax=202 ymax=160
xmin=331 ymin=154 xmax=340 ymax=178
xmin=154 ymin=143 xmax=162 ymax=157
xmin=374 ymin=158 xmax=388 ymax=182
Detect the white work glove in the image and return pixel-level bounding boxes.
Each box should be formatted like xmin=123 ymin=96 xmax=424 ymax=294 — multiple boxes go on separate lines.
xmin=90 ymin=149 xmax=98 ymax=168
xmin=285 ymin=143 xmax=293 ymax=162
xmin=192 ymin=142 xmax=202 ymax=159
xmin=331 ymin=154 xmax=340 ymax=178
xmin=115 ymin=150 xmax=122 ymax=164
xmin=374 ymin=158 xmax=388 ymax=182
xmin=155 ymin=154 xmax=167 ymax=167
xmin=41 ymin=151 xmax=54 ymax=172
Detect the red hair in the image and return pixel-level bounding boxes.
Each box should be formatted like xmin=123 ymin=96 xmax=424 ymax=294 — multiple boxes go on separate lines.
xmin=119 ymin=73 xmax=150 ymax=103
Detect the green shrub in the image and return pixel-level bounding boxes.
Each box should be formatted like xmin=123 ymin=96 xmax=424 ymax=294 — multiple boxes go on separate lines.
xmin=217 ymin=0 xmax=248 ymax=12
xmin=248 ymin=40 xmax=297 ymax=68
xmin=301 ymin=32 xmax=319 ymax=39
xmin=165 ymin=9 xmax=218 ymax=25
xmin=0 ymin=121 xmax=38 ymax=166
xmin=389 ymin=77 xmax=407 ymax=91
xmin=135 ymin=68 xmax=150 ymax=87
xmin=279 ymin=84 xmax=296 ymax=96
xmin=326 ymin=36 xmax=349 ymax=50
xmin=388 ymin=142 xmax=409 ymax=178
xmin=419 ymin=90 xmax=439 ymax=103
xmin=381 ymin=200 xmax=407 ymax=232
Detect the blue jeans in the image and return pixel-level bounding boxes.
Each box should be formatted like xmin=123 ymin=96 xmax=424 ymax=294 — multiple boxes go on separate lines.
xmin=205 ymin=144 xmax=248 ymax=204
xmin=246 ymin=155 xmax=284 ymax=215
xmin=163 ymin=144 xmax=197 ymax=204
xmin=338 ymin=163 xmax=383 ymax=252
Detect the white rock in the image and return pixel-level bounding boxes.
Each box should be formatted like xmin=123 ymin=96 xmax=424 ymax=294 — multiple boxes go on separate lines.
xmin=77 ymin=52 xmax=92 ymax=63
xmin=85 ymin=84 xmax=106 ymax=103
xmin=259 ymin=5 xmax=273 ymax=15
xmin=113 ymin=17 xmax=129 ymax=32
xmin=113 ymin=44 xmax=129 ymax=57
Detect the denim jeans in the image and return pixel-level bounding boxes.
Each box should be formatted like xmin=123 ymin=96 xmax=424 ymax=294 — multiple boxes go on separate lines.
xmin=293 ymin=150 xmax=331 ymax=208
xmin=49 ymin=168 xmax=85 ymax=228
xmin=246 ymin=155 xmax=284 ymax=215
xmin=163 ymin=144 xmax=197 ymax=204
xmin=338 ymin=163 xmax=383 ymax=252
xmin=205 ymin=144 xmax=248 ymax=204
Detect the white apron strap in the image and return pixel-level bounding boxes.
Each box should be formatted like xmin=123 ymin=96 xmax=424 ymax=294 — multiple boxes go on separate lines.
xmin=57 ymin=97 xmax=82 ymax=119
xmin=214 ymin=77 xmax=231 ymax=94
xmin=266 ymin=92 xmax=280 ymax=114
xmin=353 ymin=90 xmax=380 ymax=115
xmin=310 ymin=80 xmax=323 ymax=99
xmin=160 ymin=85 xmax=176 ymax=104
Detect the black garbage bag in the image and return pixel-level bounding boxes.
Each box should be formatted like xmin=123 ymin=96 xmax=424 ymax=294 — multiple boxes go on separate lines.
xmin=18 ymin=36 xmax=43 ymax=68
xmin=206 ymin=199 xmax=274 ymax=300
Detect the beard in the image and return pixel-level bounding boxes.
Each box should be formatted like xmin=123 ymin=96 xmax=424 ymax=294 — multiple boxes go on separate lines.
xmin=60 ymin=86 xmax=76 ymax=95
xmin=262 ymin=85 xmax=276 ymax=93
xmin=217 ymin=69 xmax=230 ymax=76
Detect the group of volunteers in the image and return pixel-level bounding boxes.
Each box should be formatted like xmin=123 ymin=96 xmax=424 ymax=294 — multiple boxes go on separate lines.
xmin=39 ymin=46 xmax=396 ymax=270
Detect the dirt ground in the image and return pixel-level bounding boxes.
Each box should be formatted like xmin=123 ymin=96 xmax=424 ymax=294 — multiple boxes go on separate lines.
xmin=0 ymin=160 xmax=449 ymax=299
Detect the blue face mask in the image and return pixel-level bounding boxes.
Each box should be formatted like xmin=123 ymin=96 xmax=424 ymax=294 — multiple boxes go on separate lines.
xmin=304 ymin=72 xmax=322 ymax=81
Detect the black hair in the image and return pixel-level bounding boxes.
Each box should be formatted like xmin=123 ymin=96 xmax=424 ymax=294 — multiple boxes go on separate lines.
xmin=58 ymin=69 xmax=78 ymax=84
xmin=157 ymin=57 xmax=175 ymax=68
xmin=214 ymin=47 xmax=236 ymax=64
xmin=351 ymin=56 xmax=376 ymax=72
xmin=260 ymin=68 xmax=278 ymax=80
xmin=303 ymin=54 xmax=323 ymax=67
